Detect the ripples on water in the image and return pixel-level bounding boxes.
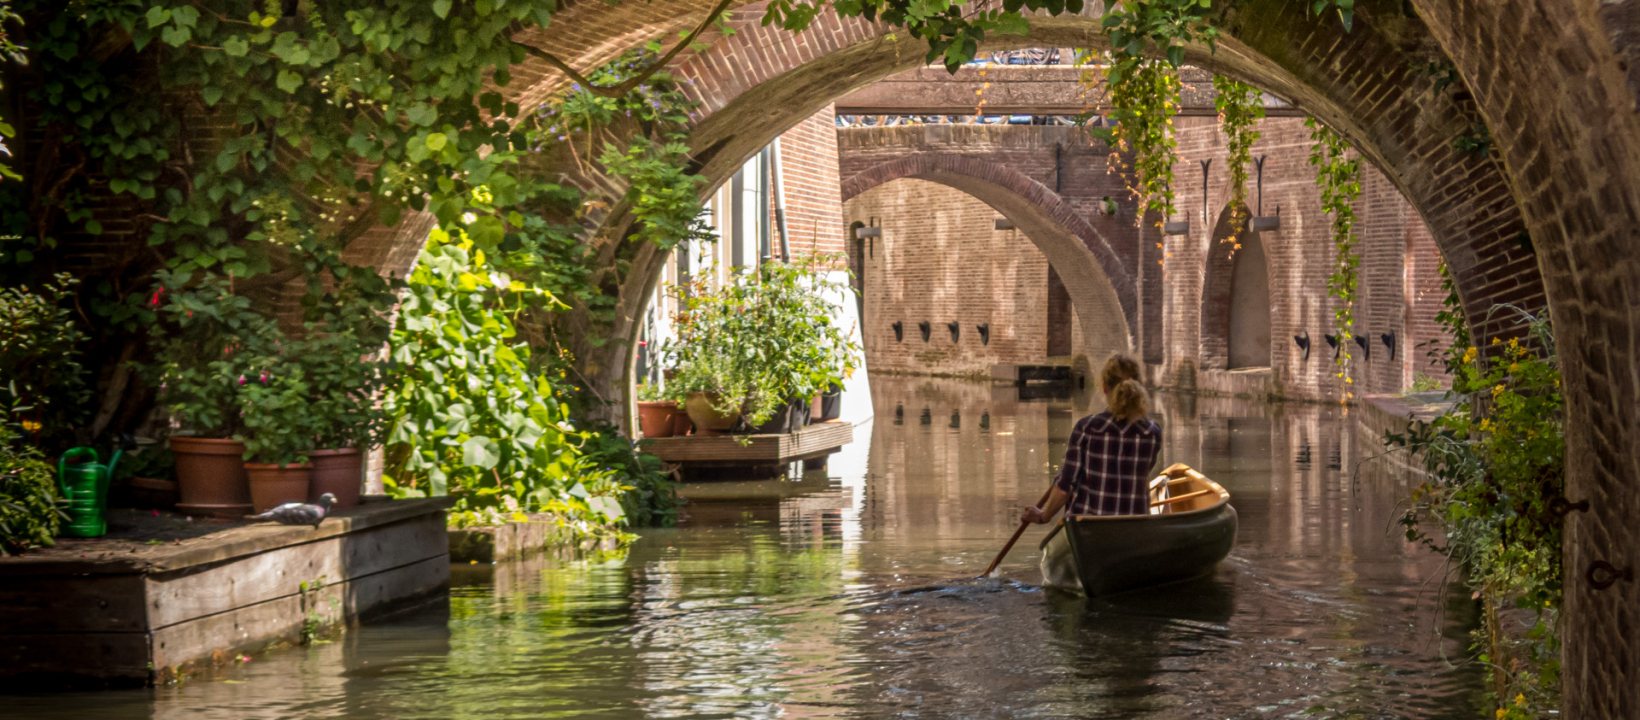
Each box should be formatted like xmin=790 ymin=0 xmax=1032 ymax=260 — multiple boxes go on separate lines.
xmin=6 ymin=378 xmax=1483 ymax=719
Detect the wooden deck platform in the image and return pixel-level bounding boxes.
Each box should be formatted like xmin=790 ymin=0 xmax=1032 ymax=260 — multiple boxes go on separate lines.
xmin=640 ymin=420 xmax=854 ymax=478
xmin=0 ymin=497 xmax=453 ymax=688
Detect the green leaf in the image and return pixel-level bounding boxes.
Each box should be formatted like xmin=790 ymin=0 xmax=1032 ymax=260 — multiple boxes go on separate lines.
xmin=202 ymin=86 xmax=224 ymax=107
xmin=223 ymin=36 xmax=250 ymax=57
xmin=461 ymin=436 xmax=500 ymax=469
xmin=161 ymin=25 xmax=193 ymax=47
xmin=425 ymin=132 xmax=448 ymax=151
xmin=145 ymin=6 xmax=171 ymax=28
xmin=432 ymin=0 xmax=452 ymax=19
xmin=276 ymin=69 xmax=302 ymax=93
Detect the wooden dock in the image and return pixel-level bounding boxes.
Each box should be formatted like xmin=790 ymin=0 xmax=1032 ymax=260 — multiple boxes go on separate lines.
xmin=0 ymin=497 xmax=452 ymax=687
xmin=640 ymin=420 xmax=854 ymax=478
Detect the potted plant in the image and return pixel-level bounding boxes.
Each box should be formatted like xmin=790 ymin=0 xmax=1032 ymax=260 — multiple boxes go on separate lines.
xmin=150 ymin=272 xmax=278 ymax=517
xmin=237 ymin=369 xmax=320 ymax=513
xmin=662 ymin=279 xmax=757 ymax=434
xmin=739 ymin=261 xmax=859 ymax=433
xmin=635 ymin=383 xmax=677 ymax=439
xmin=302 ymin=328 xmax=388 ymax=510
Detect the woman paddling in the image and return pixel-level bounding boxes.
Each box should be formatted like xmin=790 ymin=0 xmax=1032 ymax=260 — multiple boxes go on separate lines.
xmin=1020 ymin=354 xmax=1160 ymax=591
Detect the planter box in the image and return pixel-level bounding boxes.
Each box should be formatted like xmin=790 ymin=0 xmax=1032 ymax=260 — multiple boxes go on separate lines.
xmin=0 ymin=498 xmax=453 ymax=688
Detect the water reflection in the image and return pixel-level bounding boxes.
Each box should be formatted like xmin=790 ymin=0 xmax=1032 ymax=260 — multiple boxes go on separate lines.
xmin=5 ymin=377 xmax=1482 ymax=718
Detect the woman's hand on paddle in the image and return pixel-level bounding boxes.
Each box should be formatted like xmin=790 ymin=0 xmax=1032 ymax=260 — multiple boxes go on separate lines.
xmin=1020 ymin=505 xmax=1049 ymax=524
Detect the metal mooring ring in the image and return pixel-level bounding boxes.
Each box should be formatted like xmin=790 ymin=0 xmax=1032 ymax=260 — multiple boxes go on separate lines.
xmin=1549 ymin=497 xmax=1590 ymax=516
xmin=1586 ymin=561 xmax=1634 ymax=591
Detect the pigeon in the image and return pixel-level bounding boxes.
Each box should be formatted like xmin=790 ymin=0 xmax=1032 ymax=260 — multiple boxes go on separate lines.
xmin=249 ymin=493 xmax=336 ymax=528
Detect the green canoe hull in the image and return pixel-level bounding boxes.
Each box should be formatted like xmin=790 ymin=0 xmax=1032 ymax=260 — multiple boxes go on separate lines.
xmin=1063 ymin=502 xmax=1238 ymax=597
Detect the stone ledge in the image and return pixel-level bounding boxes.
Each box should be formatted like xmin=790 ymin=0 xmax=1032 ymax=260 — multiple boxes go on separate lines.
xmin=0 ymin=498 xmax=452 ymax=688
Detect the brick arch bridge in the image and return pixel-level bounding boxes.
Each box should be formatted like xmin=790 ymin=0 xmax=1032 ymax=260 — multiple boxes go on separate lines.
xmin=505 ymin=6 xmax=1542 ymax=420
xmin=480 ymin=5 xmax=1638 ymax=705
xmin=836 ymin=132 xmax=1136 ymax=355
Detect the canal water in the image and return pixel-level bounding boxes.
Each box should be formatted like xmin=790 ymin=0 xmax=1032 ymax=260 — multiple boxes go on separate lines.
xmin=8 ymin=377 xmax=1483 ymax=718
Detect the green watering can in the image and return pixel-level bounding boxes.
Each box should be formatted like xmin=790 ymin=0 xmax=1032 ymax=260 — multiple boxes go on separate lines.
xmin=58 ymin=446 xmax=122 ymax=538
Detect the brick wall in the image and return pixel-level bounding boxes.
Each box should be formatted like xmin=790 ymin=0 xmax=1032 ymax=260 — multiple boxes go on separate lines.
xmin=842 ymin=178 xmax=1083 ymax=377
xmin=1167 ymin=116 xmax=1451 ymax=401
xmin=775 ymin=106 xmax=848 ymax=261
xmin=837 ymin=118 xmax=1450 ymax=400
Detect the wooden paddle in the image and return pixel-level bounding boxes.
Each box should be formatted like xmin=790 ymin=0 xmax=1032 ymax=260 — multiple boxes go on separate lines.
xmin=979 ymin=484 xmax=1055 ymax=578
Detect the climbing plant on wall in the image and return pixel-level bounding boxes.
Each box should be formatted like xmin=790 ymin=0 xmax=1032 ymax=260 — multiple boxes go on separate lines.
xmin=1389 ymin=285 xmax=1564 ymax=717
xmin=1212 ymin=75 xmax=1263 ymax=255
xmin=0 ymin=1 xmax=19 ymax=183
xmin=0 ymin=2 xmax=704 ymax=531
xmin=1305 ymin=117 xmax=1361 ymax=400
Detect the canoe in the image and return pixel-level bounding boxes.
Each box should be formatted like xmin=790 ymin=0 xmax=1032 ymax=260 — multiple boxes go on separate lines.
xmin=1060 ymin=463 xmax=1237 ymax=597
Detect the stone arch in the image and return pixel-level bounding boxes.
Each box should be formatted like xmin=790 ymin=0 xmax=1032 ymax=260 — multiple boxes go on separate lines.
xmin=1199 ymin=205 xmax=1271 ymax=371
xmin=508 ymin=3 xmax=1634 ymax=706
xmin=840 ymin=153 xmax=1136 ymax=351
xmin=533 ymin=9 xmax=1545 ymax=429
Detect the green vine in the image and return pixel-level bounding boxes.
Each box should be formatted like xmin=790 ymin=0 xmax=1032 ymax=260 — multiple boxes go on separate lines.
xmin=1212 ymin=75 xmax=1263 ymax=255
xmin=1080 ymin=0 xmax=1216 ymax=240
xmin=0 ymin=0 xmax=19 ymax=183
xmin=1305 ymin=117 xmax=1361 ymax=400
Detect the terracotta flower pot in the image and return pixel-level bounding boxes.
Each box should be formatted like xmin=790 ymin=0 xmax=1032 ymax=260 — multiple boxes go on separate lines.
xmin=685 ymin=391 xmax=741 ymax=435
xmin=668 ymin=405 xmax=693 ymax=436
xmin=309 ymin=448 xmax=362 ymax=510
xmin=637 ymin=400 xmax=676 ymax=439
xmin=170 ymin=436 xmax=253 ymax=517
xmin=245 ymin=462 xmax=313 ymax=513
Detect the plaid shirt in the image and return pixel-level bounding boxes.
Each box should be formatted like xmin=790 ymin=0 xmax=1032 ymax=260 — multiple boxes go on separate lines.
xmin=1053 ymin=412 xmax=1162 ymax=516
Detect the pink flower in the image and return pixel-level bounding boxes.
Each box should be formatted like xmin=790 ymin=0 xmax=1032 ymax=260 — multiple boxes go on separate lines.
xmin=258 ymin=371 xmax=270 ymax=384
xmin=237 ymin=374 xmax=247 ymax=386
xmin=149 ymin=288 xmax=164 ymax=308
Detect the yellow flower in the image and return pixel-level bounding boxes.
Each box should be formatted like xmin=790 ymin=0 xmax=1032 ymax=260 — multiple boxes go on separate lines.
xmin=1492 ymin=384 xmax=1506 ymax=398
xmin=1492 ymin=337 xmax=1502 ymax=345
xmin=20 ymin=420 xmax=40 ymax=432
xmin=1462 ymin=346 xmax=1479 ymax=364
xmin=1480 ymin=418 xmax=1492 ymax=431
xmin=1496 ymin=709 xmax=1507 ymax=719
xmin=1515 ymin=693 xmax=1527 ymax=706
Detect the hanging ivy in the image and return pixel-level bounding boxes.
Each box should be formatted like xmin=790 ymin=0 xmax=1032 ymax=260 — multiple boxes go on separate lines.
xmin=1212 ymin=75 xmax=1263 ymax=255
xmin=1305 ymin=117 xmax=1361 ymax=400
xmin=1092 ymin=57 xmax=1182 ymax=230
xmin=0 ymin=1 xmax=19 ymax=183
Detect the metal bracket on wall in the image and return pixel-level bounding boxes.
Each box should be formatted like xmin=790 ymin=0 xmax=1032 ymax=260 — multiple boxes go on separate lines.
xmin=1354 ymin=334 xmax=1371 ymax=361
xmin=1294 ymin=330 xmax=1311 ymax=360
xmin=1200 ymin=159 xmax=1213 ymax=225
xmin=976 ymin=323 xmax=990 ymax=345
xmin=947 ymin=320 xmax=961 ymax=343
xmin=917 ymin=321 xmax=931 ymax=343
xmin=1380 ymin=332 xmax=1396 ymax=360
xmin=891 ymin=320 xmax=903 ymax=343
xmin=1586 ymin=561 xmax=1633 ymax=591
xmin=1324 ymin=333 xmax=1342 ymax=360
xmin=1254 ymin=155 xmax=1267 ymax=215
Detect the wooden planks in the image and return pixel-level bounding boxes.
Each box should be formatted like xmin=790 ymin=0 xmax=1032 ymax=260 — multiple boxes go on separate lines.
xmin=0 ymin=499 xmax=452 ymax=687
xmin=640 ymin=420 xmax=853 ymax=464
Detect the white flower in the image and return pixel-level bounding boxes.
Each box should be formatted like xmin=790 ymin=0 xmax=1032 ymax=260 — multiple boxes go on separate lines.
xmin=461 ymin=212 xmax=477 ymax=225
